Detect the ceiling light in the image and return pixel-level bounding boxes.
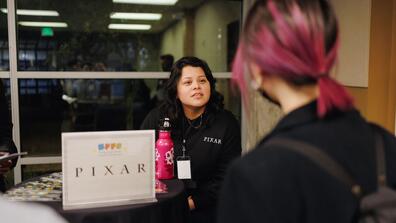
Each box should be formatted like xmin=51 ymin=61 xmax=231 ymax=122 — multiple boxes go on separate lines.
xmin=112 ymin=0 xmax=178 ymax=5
xmin=110 ymin=12 xmax=162 ymax=20
xmin=1 ymin=8 xmax=59 ymax=16
xmin=18 ymin=21 xmax=68 ymax=28
xmin=108 ymin=24 xmax=151 ymax=30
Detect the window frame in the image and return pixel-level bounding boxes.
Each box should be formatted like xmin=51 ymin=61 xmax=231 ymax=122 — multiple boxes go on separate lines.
xmin=6 ymin=0 xmax=246 ymax=184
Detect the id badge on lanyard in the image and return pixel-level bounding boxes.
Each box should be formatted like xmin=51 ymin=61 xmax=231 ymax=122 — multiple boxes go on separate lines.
xmin=176 ymin=139 xmax=191 ymax=179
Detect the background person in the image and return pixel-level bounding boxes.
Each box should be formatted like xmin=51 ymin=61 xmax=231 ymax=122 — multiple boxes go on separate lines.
xmin=0 ymin=80 xmax=17 ymax=192
xmin=217 ymin=0 xmax=396 ymax=223
xmin=160 ymin=54 xmax=174 ymax=72
xmin=141 ymin=56 xmax=241 ymax=223
xmin=151 ymin=54 xmax=175 ymax=108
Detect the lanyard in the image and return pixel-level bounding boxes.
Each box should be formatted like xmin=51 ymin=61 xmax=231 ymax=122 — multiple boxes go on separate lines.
xmin=182 ymin=139 xmax=187 ymax=158
xmin=181 ymin=117 xmax=193 ymax=159
xmin=180 ymin=113 xmax=205 ymax=158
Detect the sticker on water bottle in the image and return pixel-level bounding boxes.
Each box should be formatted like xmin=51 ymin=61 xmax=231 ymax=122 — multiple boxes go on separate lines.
xmin=176 ymin=156 xmax=191 ymax=179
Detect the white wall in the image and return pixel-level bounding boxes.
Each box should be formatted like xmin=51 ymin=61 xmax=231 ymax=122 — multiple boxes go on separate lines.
xmin=194 ymin=1 xmax=241 ymax=72
xmin=160 ymin=1 xmax=241 ymax=71
xmin=160 ymin=19 xmax=186 ymax=61
xmin=332 ymin=0 xmax=371 ymax=87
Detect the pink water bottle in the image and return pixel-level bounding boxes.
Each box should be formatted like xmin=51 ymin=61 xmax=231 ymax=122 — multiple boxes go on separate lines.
xmin=155 ymin=117 xmax=174 ymax=179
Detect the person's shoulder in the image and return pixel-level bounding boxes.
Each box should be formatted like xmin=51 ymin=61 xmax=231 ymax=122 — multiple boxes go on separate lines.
xmin=370 ymin=123 xmax=396 ymax=152
xmin=147 ymin=107 xmax=161 ymax=118
xmin=220 ymin=109 xmax=237 ymax=117
xmin=226 ymin=143 xmax=303 ymax=189
xmin=214 ymin=109 xmax=239 ymax=124
xmin=236 ymin=139 xmax=309 ymax=174
xmin=209 ymin=109 xmax=240 ymax=133
xmin=370 ymin=123 xmax=395 ymax=137
xmin=140 ymin=107 xmax=161 ymax=130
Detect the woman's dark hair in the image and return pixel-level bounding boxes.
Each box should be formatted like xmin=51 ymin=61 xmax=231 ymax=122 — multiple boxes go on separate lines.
xmin=160 ymin=56 xmax=224 ymax=122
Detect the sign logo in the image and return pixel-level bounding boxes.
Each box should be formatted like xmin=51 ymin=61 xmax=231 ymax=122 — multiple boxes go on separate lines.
xmin=98 ymin=143 xmax=122 ymax=152
xmin=96 ymin=143 xmax=124 ymax=155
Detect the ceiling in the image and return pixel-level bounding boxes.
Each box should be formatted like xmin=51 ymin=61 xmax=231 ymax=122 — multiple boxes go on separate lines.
xmin=1 ymin=0 xmax=209 ymax=33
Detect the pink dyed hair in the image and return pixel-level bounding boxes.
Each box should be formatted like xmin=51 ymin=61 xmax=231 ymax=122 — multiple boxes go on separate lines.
xmin=233 ymin=0 xmax=353 ymax=117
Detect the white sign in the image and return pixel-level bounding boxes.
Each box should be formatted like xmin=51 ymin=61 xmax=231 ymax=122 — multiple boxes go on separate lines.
xmin=62 ymin=130 xmax=156 ymax=210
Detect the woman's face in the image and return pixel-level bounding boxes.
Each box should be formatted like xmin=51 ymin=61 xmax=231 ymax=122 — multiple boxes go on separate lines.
xmin=177 ymin=65 xmax=211 ymax=111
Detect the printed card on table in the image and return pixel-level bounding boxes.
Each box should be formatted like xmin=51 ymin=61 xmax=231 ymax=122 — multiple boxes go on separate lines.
xmin=62 ymin=130 xmax=156 ymax=210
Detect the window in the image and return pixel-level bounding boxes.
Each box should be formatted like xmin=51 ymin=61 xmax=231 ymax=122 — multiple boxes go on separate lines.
xmin=0 ymin=0 xmax=9 ymax=71
xmin=19 ymin=78 xmax=240 ymax=156
xmin=15 ymin=0 xmax=241 ymax=72
xmin=6 ymin=0 xmax=242 ymax=184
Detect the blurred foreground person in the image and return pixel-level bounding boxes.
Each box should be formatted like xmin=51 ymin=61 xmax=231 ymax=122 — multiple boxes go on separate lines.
xmin=0 ymin=197 xmax=68 ymax=223
xmin=0 ymin=80 xmax=17 ymax=192
xmin=217 ymin=0 xmax=396 ymax=223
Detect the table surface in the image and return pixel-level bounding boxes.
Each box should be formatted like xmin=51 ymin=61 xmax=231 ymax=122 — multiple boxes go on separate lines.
xmin=5 ymin=175 xmax=189 ymax=223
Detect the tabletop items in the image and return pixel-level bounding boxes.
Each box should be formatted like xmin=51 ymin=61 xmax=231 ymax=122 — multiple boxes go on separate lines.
xmin=2 ymin=178 xmax=187 ymax=223
xmin=2 ymin=172 xmax=170 ymax=202
xmin=3 ymin=172 xmax=62 ymax=201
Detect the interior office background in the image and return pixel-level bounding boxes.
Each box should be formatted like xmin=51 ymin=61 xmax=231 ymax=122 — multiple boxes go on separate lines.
xmin=241 ymin=0 xmax=396 ymax=153
xmin=1 ymin=0 xmax=242 ymax=184
xmin=1 ymin=0 xmax=396 ymax=186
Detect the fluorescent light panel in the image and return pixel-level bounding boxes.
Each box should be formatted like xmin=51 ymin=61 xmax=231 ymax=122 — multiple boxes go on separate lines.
xmin=110 ymin=12 xmax=162 ymax=20
xmin=1 ymin=8 xmax=59 ymax=16
xmin=108 ymin=24 xmax=151 ymax=30
xmin=19 ymin=21 xmax=68 ymax=28
xmin=112 ymin=0 xmax=178 ymax=5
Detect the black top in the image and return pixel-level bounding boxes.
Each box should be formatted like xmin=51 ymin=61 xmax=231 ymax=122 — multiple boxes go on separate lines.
xmin=0 ymin=81 xmax=17 ymax=192
xmin=9 ymin=179 xmax=188 ymax=223
xmin=141 ymin=108 xmax=241 ymax=210
xmin=217 ymin=101 xmax=396 ymax=223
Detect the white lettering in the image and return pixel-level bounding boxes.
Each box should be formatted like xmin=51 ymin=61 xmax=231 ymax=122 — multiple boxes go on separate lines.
xmin=202 ymin=137 xmax=222 ymax=145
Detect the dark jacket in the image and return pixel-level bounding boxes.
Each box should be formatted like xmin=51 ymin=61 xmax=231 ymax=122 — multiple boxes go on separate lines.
xmin=0 ymin=81 xmax=17 ymax=192
xmin=141 ymin=107 xmax=241 ymax=210
xmin=217 ymin=101 xmax=396 ymax=223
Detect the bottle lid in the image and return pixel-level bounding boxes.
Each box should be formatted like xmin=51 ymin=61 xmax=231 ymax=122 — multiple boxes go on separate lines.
xmin=158 ymin=117 xmax=171 ymax=131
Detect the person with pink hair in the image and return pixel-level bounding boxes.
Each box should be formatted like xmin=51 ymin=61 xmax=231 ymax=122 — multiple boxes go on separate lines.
xmin=217 ymin=0 xmax=396 ymax=223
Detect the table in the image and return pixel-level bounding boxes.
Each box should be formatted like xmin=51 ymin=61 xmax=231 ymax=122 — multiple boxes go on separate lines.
xmin=5 ymin=174 xmax=189 ymax=223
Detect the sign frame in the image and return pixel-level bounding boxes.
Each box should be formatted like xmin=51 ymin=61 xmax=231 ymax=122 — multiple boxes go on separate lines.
xmin=62 ymin=130 xmax=156 ymax=210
